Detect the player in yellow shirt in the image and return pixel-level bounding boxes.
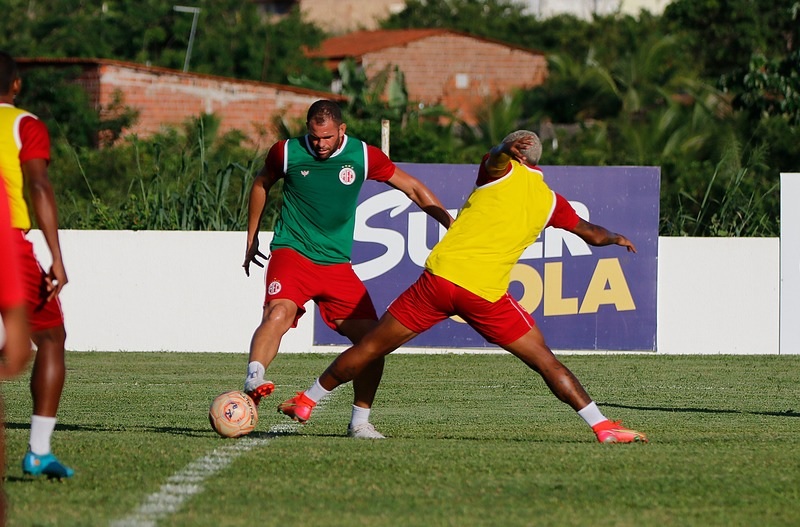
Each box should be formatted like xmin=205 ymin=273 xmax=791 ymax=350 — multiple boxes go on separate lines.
xmin=0 ymin=51 xmax=73 ymax=477
xmin=279 ymin=130 xmax=648 ymax=443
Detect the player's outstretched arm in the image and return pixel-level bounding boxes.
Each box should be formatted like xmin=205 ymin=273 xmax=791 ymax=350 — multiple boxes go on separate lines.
xmin=570 ymin=218 xmax=637 ymax=253
xmin=386 ymin=167 xmax=454 ymax=229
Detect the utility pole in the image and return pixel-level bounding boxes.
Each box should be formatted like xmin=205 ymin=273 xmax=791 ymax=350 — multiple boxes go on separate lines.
xmin=174 ymin=5 xmax=201 ymax=72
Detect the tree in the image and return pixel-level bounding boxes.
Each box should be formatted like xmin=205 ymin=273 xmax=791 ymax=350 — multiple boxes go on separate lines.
xmin=521 ymin=52 xmax=621 ymax=123
xmin=382 ymin=0 xmax=535 ymax=46
xmin=738 ymin=50 xmax=800 ymax=126
xmin=662 ymin=0 xmax=799 ymax=81
xmin=0 ymin=0 xmax=332 ymax=86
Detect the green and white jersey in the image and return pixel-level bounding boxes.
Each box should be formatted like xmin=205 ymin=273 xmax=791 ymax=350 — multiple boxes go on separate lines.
xmin=268 ymin=135 xmax=395 ymax=264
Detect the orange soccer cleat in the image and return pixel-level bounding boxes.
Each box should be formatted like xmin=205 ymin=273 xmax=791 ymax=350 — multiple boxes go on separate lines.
xmin=277 ymin=391 xmax=317 ymax=423
xmin=593 ymin=420 xmax=649 ymax=444
xmin=244 ymin=379 xmax=275 ymax=406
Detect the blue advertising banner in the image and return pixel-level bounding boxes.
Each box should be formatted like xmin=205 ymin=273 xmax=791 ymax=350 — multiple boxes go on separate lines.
xmin=314 ymin=163 xmax=660 ymax=351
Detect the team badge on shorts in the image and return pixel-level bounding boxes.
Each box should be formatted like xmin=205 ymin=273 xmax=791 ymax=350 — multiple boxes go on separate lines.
xmin=268 ymin=279 xmax=282 ymax=296
xmin=339 ymin=165 xmax=356 ymax=185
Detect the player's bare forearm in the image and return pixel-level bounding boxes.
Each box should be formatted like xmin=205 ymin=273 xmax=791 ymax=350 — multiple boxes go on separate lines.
xmin=388 ymin=169 xmax=454 ymax=228
xmin=246 ymin=188 xmax=265 ymax=242
xmin=242 ymin=171 xmax=272 ymax=275
xmin=26 ymin=162 xmax=68 ymax=297
xmin=411 ymin=188 xmax=454 ymax=229
xmin=30 ymin=186 xmax=62 ymax=256
xmin=571 ymin=219 xmax=637 ymax=253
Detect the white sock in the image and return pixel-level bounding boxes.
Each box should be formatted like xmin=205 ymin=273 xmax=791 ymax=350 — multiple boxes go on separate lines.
xmin=350 ymin=405 xmax=371 ymax=428
xmin=577 ymin=402 xmax=607 ymax=428
xmin=304 ymin=378 xmax=331 ymax=403
xmin=29 ymin=415 xmax=56 ymax=455
xmin=247 ymin=361 xmax=265 ymax=380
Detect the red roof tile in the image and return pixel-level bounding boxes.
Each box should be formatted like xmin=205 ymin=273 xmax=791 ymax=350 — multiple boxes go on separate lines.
xmin=306 ymin=29 xmax=543 ymax=59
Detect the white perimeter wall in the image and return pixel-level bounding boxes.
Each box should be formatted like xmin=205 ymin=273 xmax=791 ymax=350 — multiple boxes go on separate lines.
xmin=19 ymin=231 xmax=784 ymax=355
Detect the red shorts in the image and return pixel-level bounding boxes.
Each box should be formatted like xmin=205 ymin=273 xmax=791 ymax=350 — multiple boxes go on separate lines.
xmin=388 ymin=270 xmax=534 ymax=346
xmin=14 ymin=230 xmax=64 ymax=332
xmin=264 ymin=248 xmax=377 ymax=331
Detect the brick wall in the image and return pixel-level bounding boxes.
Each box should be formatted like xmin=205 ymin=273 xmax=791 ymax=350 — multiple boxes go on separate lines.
xmin=94 ymin=63 xmax=336 ymax=149
xmin=361 ymin=34 xmax=547 ymax=124
xmin=20 ymin=59 xmax=339 ymax=150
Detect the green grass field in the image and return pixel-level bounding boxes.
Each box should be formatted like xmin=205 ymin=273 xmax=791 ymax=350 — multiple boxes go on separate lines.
xmin=2 ymin=352 xmax=799 ymax=527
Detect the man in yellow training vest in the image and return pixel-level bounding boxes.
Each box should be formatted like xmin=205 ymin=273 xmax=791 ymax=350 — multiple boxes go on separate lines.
xmin=0 ymin=51 xmax=73 ymax=477
xmin=279 ymin=130 xmax=648 ymax=443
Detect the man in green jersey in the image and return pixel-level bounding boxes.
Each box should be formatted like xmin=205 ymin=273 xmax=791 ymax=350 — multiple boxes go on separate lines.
xmin=242 ymin=100 xmax=453 ymax=438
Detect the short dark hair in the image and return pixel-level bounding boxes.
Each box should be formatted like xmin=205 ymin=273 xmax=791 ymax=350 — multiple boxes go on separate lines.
xmin=0 ymin=51 xmax=19 ymax=94
xmin=307 ymin=100 xmax=343 ymax=126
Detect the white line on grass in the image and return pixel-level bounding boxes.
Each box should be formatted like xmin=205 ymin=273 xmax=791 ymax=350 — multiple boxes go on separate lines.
xmin=110 ymin=389 xmax=339 ymax=527
xmin=109 ymin=428 xmax=286 ymax=527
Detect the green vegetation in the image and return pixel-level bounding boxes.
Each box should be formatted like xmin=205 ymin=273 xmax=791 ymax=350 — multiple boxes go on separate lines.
xmin=3 ymin=352 xmax=799 ymax=526
xmin=50 ymin=115 xmax=275 ymax=230
xmin=1 ymin=0 xmax=798 ymax=234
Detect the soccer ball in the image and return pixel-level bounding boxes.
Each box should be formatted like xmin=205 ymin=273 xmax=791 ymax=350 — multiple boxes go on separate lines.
xmin=209 ymin=390 xmax=258 ymax=438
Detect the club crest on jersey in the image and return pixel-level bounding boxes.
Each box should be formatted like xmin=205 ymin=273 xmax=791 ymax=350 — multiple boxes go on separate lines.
xmin=339 ymin=165 xmax=356 ymax=185
xmin=301 ymin=170 xmax=309 ymax=177
xmin=268 ymin=279 xmax=282 ymax=295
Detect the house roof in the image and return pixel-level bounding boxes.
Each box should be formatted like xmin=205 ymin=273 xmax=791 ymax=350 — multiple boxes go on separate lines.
xmin=305 ymin=28 xmax=543 ymax=60
xmin=15 ymin=57 xmax=345 ymax=100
